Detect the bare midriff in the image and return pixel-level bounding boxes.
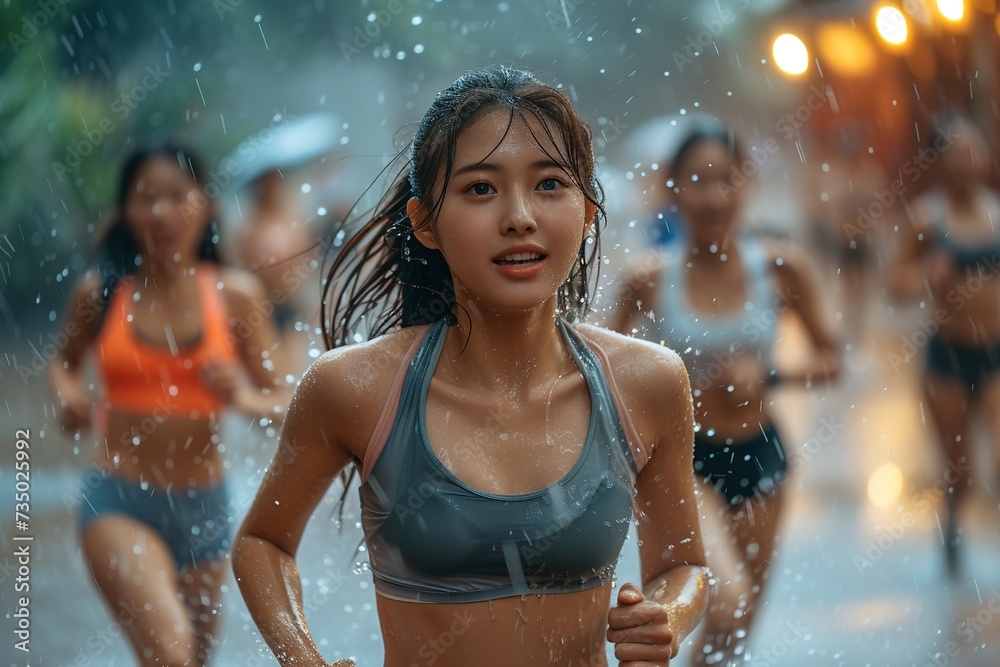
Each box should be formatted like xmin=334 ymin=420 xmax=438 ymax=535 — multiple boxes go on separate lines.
xmin=94 ymin=408 xmax=224 ymax=489
xmin=693 ymin=385 xmax=770 ymax=445
xmin=377 ymin=583 xmax=612 ymax=667
xmin=931 ymin=269 xmax=1000 ymax=346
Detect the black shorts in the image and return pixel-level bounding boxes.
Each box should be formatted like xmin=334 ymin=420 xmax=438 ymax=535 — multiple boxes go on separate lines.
xmin=926 ymin=336 xmax=1000 ymax=391
xmin=693 ymin=424 xmax=788 ymax=506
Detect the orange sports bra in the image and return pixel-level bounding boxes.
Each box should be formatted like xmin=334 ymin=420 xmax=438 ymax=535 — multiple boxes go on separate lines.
xmin=96 ymin=265 xmax=238 ymax=419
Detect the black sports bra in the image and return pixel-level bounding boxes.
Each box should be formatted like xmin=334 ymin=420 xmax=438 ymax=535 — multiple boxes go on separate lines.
xmin=930 ymin=190 xmax=1000 ymax=270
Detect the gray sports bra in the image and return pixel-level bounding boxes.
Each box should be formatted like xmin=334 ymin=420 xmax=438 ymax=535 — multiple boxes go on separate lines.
xmin=358 ymin=319 xmax=639 ymax=603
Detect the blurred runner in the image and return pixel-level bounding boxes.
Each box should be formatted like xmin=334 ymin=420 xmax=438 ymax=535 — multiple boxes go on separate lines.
xmin=889 ymin=114 xmax=1000 ymax=577
xmin=50 ymin=144 xmax=287 ymax=665
xmin=613 ymin=122 xmax=841 ymax=665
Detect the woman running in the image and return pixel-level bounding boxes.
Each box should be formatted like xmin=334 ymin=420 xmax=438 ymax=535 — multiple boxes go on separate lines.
xmin=233 ymin=66 xmax=709 ymax=666
xmin=613 ymin=124 xmax=840 ymax=664
xmin=890 ymin=114 xmax=1000 ymax=576
xmin=50 ymin=144 xmax=287 ymax=665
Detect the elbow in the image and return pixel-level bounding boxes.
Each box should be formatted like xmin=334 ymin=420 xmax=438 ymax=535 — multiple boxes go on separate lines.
xmin=230 ymin=536 xmax=250 ymax=587
xmin=230 ymin=527 xmax=254 ymax=574
xmin=230 ymin=527 xmax=276 ymax=584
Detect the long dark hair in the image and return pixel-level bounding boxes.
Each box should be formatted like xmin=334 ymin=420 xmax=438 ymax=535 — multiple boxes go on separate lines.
xmin=96 ymin=143 xmax=221 ymax=317
xmin=322 ymin=66 xmax=607 ymax=350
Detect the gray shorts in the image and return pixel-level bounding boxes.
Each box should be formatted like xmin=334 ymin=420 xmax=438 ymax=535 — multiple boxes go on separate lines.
xmin=78 ymin=466 xmax=231 ymax=570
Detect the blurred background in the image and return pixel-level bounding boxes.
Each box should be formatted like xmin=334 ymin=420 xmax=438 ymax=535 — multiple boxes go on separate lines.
xmin=2 ymin=0 xmax=999 ymax=664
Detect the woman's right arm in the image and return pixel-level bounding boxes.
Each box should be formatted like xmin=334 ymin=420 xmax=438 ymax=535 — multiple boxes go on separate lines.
xmin=49 ymin=274 xmax=103 ymax=433
xmin=232 ymin=351 xmax=363 ymax=667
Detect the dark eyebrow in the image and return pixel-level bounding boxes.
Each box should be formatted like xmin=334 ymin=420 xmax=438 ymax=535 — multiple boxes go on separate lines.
xmin=451 ymin=159 xmax=563 ymax=178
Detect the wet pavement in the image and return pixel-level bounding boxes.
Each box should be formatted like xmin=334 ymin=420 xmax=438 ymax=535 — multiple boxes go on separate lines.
xmin=3 ymin=287 xmax=1000 ymax=666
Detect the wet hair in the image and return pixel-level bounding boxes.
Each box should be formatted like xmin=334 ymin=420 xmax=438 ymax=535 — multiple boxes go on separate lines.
xmin=321 ymin=65 xmax=606 ymax=350
xmin=668 ymin=123 xmax=738 ymax=182
xmin=96 ymin=143 xmax=221 ymax=316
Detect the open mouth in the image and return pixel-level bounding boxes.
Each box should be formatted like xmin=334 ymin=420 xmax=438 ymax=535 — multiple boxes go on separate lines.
xmin=494 ymin=252 xmax=545 ymax=265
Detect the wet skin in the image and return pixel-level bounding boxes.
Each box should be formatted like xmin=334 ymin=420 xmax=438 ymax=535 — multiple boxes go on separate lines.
xmin=234 ymin=110 xmax=709 ymax=666
xmin=894 ymin=127 xmax=1000 ymax=345
xmin=614 ymin=141 xmax=839 ymax=442
xmin=611 ymin=138 xmax=840 ymax=665
xmin=56 ymin=158 xmax=284 ymax=490
xmin=51 ymin=156 xmax=285 ymax=666
xmin=890 ymin=125 xmax=1000 ymax=567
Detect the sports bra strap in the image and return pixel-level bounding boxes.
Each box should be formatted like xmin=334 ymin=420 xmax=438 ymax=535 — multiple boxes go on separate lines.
xmin=744 ymin=237 xmax=773 ymax=310
xmin=361 ymin=326 xmax=434 ymax=481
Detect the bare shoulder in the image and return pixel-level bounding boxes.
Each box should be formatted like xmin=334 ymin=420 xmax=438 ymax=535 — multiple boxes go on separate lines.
xmin=575 ymin=323 xmax=688 ymax=396
xmin=71 ymin=270 xmax=104 ymax=305
xmin=576 ymin=323 xmax=692 ymax=465
xmin=215 ymin=265 xmax=269 ymax=313
xmin=289 ymin=324 xmax=430 ymax=458
xmin=907 ymin=191 xmax=938 ymax=232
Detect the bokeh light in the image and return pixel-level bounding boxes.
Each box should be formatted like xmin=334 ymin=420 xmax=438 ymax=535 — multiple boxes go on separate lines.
xmin=936 ymin=0 xmax=965 ymax=21
xmin=772 ymin=33 xmax=809 ymax=75
xmin=819 ymin=23 xmax=878 ymax=76
xmin=875 ymin=6 xmax=908 ymax=46
xmin=868 ymin=463 xmax=905 ymax=509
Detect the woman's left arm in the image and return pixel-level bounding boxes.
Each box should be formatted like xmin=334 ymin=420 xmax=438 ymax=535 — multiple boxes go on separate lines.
xmin=214 ymin=268 xmax=291 ymax=422
xmin=607 ymin=343 xmax=709 ymax=665
xmin=771 ymin=244 xmax=842 ymax=387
